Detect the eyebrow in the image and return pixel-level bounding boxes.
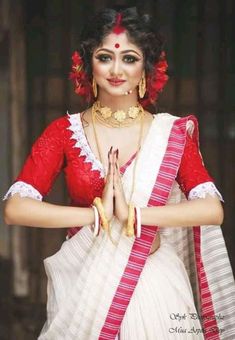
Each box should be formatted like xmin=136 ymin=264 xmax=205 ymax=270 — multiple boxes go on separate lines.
xmin=95 ymin=48 xmax=142 ymax=57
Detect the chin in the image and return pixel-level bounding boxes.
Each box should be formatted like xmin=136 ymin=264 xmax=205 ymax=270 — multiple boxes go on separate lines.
xmin=109 ymin=86 xmax=136 ymax=96
xmin=102 ymin=89 xmax=127 ymax=97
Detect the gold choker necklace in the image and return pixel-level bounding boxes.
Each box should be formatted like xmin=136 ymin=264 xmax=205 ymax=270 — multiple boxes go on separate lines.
xmin=92 ymin=100 xmax=145 ymax=128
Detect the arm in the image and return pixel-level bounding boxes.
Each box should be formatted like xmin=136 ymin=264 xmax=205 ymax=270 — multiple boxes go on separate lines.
xmin=140 ymin=195 xmax=223 ymax=227
xmin=114 ymin=119 xmax=224 ymax=228
xmin=4 ymin=194 xmax=95 ymax=228
xmin=142 ymin=126 xmax=224 ymax=227
xmin=3 ymin=117 xmax=95 ymax=228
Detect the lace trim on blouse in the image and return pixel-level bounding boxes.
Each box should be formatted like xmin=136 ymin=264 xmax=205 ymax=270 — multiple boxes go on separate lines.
xmin=67 ymin=112 xmax=105 ymax=178
xmin=3 ymin=181 xmax=43 ymax=201
xmin=188 ymin=181 xmax=224 ymax=202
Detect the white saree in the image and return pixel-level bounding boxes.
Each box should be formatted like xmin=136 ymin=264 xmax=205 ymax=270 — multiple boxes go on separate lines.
xmin=36 ymin=113 xmax=235 ymax=340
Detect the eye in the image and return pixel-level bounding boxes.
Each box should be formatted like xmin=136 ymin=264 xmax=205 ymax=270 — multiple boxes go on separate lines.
xmin=123 ymin=55 xmax=139 ymax=63
xmin=95 ymin=54 xmax=112 ymax=62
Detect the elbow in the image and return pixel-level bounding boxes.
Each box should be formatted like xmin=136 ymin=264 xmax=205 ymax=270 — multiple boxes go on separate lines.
xmin=3 ymin=201 xmax=15 ymax=225
xmin=3 ymin=197 xmax=21 ymax=225
xmin=217 ymin=206 xmax=224 ymax=225
xmin=212 ymin=201 xmax=224 ymax=226
xmin=3 ymin=215 xmax=11 ymax=225
xmin=202 ymin=195 xmax=224 ymax=226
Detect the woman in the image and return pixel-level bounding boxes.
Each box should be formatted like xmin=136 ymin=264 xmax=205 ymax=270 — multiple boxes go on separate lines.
xmin=3 ymin=7 xmax=235 ymax=340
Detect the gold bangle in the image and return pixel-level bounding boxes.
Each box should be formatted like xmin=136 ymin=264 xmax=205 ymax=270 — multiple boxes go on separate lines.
xmin=93 ymin=197 xmax=118 ymax=246
xmin=125 ymin=203 xmax=135 ymax=237
xmin=93 ymin=197 xmax=109 ymax=232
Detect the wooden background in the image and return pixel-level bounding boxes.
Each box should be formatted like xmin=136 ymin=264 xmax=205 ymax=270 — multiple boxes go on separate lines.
xmin=0 ymin=0 xmax=235 ymax=339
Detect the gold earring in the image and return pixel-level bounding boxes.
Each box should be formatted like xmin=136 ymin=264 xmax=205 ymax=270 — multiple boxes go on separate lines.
xmin=92 ymin=78 xmax=98 ymax=98
xmin=138 ymin=72 xmax=146 ymax=98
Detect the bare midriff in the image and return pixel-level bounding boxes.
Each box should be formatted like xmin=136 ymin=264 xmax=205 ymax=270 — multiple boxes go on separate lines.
xmin=149 ymin=232 xmax=161 ymax=255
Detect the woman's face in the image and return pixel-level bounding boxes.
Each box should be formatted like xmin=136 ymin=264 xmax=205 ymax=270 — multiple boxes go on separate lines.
xmin=92 ymin=32 xmax=144 ymax=97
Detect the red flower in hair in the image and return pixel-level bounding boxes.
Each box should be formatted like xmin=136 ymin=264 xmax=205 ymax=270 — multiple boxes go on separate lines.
xmin=140 ymin=51 xmax=169 ymax=107
xmin=69 ymin=51 xmax=92 ymax=98
xmin=69 ymin=50 xmax=169 ymax=106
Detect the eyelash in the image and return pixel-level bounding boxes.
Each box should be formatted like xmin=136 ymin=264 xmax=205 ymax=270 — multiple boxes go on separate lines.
xmin=95 ymin=54 xmax=139 ymax=63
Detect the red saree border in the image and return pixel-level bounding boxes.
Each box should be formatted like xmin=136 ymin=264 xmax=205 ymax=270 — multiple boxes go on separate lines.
xmin=99 ymin=115 xmax=199 ymax=339
xmin=186 ymin=114 xmax=220 ymax=339
xmin=194 ymin=227 xmax=220 ymax=340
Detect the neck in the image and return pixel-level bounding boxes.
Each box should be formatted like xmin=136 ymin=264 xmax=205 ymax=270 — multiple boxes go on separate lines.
xmin=97 ymin=90 xmax=139 ymax=111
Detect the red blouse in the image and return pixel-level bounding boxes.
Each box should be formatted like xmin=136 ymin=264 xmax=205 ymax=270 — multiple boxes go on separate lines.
xmin=15 ymin=114 xmax=213 ymax=205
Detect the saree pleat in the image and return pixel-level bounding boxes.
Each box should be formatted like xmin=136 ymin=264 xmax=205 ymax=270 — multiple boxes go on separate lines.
xmin=38 ymin=113 xmax=235 ymax=340
xmin=119 ymin=240 xmax=204 ymax=340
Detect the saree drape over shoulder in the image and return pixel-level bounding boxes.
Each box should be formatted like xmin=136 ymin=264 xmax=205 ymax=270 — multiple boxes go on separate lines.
xmin=4 ymin=112 xmax=235 ymax=340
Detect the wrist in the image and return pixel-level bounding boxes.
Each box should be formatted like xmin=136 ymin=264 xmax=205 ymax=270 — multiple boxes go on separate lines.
xmin=93 ymin=197 xmax=109 ymax=232
xmin=91 ymin=205 xmax=100 ymax=237
xmin=119 ymin=204 xmax=129 ymax=224
xmin=87 ymin=207 xmax=96 ymax=224
xmin=125 ymin=203 xmax=135 ymax=237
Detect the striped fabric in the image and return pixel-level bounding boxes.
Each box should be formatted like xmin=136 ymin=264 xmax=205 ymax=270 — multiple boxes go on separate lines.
xmin=194 ymin=227 xmax=219 ymax=339
xmin=99 ymin=116 xmax=192 ymax=339
xmin=163 ymin=117 xmax=235 ymax=339
xmin=198 ymin=225 xmax=235 ymax=339
xmin=99 ymin=114 xmax=235 ymax=340
xmin=37 ymin=113 xmax=235 ymax=339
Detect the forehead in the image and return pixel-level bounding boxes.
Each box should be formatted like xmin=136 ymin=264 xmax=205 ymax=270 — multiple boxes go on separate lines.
xmin=95 ymin=32 xmax=143 ymax=54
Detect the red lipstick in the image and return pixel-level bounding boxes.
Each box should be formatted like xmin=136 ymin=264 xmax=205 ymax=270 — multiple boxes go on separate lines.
xmin=107 ymin=78 xmax=126 ymax=86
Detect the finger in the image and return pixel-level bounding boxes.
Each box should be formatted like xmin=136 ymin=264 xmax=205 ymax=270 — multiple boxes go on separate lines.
xmin=112 ymin=149 xmax=118 ymax=187
xmin=108 ymin=146 xmax=113 ymax=165
xmin=109 ymin=146 xmax=114 ymax=168
xmin=105 ymin=146 xmax=113 ymax=184
xmin=114 ymin=150 xmax=121 ymax=180
xmin=110 ymin=147 xmax=115 ymax=177
xmin=109 ymin=147 xmax=116 ymax=183
xmin=113 ymin=153 xmax=122 ymax=192
xmin=113 ymin=150 xmax=118 ymax=173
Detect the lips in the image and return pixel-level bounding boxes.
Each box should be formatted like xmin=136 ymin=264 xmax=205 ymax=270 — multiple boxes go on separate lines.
xmin=107 ymin=78 xmax=126 ymax=86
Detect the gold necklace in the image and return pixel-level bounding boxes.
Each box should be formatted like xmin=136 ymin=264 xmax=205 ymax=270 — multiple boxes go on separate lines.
xmin=91 ymin=103 xmax=145 ymax=244
xmin=92 ymin=100 xmax=145 ymax=128
xmin=91 ymin=103 xmax=145 ymax=185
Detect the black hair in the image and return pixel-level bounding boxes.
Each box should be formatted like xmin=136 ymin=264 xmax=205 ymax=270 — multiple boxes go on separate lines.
xmin=78 ymin=6 xmax=165 ymax=80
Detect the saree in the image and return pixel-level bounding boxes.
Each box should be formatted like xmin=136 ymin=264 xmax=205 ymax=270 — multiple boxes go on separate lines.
xmin=37 ymin=113 xmax=235 ymax=339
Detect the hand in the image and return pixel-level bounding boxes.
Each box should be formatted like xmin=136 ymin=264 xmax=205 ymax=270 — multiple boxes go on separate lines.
xmin=101 ymin=147 xmax=114 ymax=221
xmin=113 ymin=149 xmax=129 ymax=224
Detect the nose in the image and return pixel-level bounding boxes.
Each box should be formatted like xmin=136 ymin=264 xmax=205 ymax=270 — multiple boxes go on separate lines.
xmin=110 ymin=59 xmax=123 ymax=77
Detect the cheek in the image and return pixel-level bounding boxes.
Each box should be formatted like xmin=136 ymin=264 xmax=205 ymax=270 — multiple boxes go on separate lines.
xmin=92 ymin=60 xmax=108 ymax=77
xmin=125 ymin=65 xmax=144 ymax=80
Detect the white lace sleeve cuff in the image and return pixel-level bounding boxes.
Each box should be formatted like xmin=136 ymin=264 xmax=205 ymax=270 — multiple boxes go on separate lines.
xmin=188 ymin=181 xmax=224 ymax=202
xmin=3 ymin=181 xmax=43 ymax=201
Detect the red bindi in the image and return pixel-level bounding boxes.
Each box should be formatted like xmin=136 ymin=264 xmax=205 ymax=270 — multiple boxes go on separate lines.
xmin=115 ymin=43 xmax=120 ymax=48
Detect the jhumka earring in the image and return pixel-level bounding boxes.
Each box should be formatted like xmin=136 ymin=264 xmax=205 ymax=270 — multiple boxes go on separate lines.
xmin=138 ymin=72 xmax=146 ymax=98
xmin=92 ymin=77 xmax=98 ymax=98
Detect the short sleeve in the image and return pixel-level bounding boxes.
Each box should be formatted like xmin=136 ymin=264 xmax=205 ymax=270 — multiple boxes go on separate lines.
xmin=176 ymin=116 xmax=223 ymax=201
xmin=4 ymin=117 xmax=66 ymax=199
